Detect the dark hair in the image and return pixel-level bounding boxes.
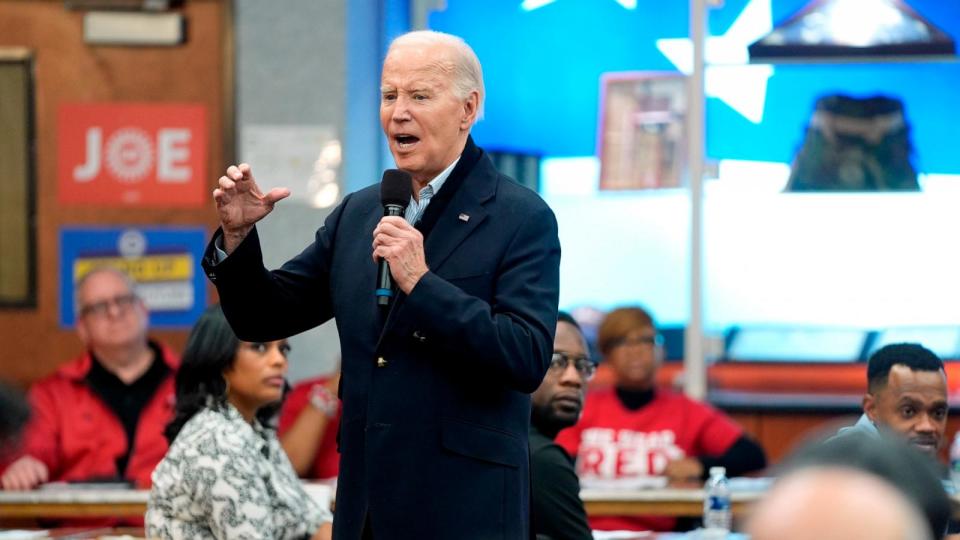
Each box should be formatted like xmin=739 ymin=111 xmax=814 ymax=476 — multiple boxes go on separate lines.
xmin=787 ymin=432 xmax=950 ymax=539
xmin=596 ymin=306 xmax=656 ymax=356
xmin=0 ymin=381 xmax=29 ymax=450
xmin=164 ymin=304 xmax=282 ymax=443
xmin=557 ymin=311 xmax=581 ymax=333
xmin=867 ymin=343 xmax=944 ymax=392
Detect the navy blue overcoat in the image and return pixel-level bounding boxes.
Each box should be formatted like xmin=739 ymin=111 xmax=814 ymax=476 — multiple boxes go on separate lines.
xmin=203 ymin=138 xmax=561 ymax=540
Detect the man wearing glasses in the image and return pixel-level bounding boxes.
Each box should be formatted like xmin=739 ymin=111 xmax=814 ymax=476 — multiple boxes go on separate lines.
xmin=529 ymin=312 xmax=594 ymax=540
xmin=556 ymin=306 xmax=766 ymax=532
xmin=0 ymin=267 xmax=177 ymax=493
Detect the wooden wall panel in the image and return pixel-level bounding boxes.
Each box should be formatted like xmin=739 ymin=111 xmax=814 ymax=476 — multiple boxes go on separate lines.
xmin=727 ymin=412 xmax=760 ymax=442
xmin=0 ymin=0 xmax=229 ymax=387
xmin=754 ymin=412 xmax=859 ymax=465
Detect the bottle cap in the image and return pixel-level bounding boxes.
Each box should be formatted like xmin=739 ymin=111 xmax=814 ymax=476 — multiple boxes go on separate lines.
xmin=709 ymin=466 xmax=726 ymax=477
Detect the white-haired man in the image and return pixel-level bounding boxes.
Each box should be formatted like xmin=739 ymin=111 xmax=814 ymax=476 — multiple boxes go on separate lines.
xmin=202 ymin=31 xmax=561 ymax=539
xmin=1 ymin=268 xmax=177 ymax=492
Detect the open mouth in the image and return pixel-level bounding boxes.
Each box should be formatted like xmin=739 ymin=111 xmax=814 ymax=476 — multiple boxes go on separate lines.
xmin=394 ymin=134 xmax=420 ymax=150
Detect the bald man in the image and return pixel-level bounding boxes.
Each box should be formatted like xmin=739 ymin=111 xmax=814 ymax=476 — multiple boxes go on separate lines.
xmin=748 ymin=467 xmax=932 ymax=540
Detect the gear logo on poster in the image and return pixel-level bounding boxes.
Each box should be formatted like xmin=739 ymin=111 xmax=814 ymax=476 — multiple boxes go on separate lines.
xmin=102 ymin=128 xmax=154 ymax=183
xmin=59 ymin=103 xmax=207 ymax=206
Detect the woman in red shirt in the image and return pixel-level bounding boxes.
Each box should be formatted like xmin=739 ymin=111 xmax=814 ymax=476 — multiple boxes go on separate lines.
xmin=556 ymin=306 xmax=766 ymax=532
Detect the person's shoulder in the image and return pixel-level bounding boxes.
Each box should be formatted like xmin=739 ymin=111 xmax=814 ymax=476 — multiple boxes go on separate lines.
xmin=169 ymin=408 xmax=216 ymax=444
xmin=345 ymin=183 xmax=380 ymax=207
xmin=51 ymin=351 xmax=95 ymax=379
xmin=170 ymin=407 xmax=252 ymax=458
xmin=493 ymin=174 xmax=552 ymax=213
xmin=318 ymin=184 xmax=379 ymax=229
xmin=572 ymin=387 xmax=617 ymax=425
xmin=531 ymin=436 xmax=575 ymax=466
xmin=650 ymin=388 xmax=713 ymax=414
xmin=469 ymin=153 xmax=548 ymax=209
xmin=30 ymin=355 xmax=91 ymax=394
xmin=29 ymin=370 xmax=72 ymax=391
xmin=592 ymin=386 xmax=618 ymax=398
xmin=658 ymin=387 xmax=701 ymax=405
xmin=149 ymin=340 xmax=181 ymax=370
xmin=529 ymin=428 xmax=554 ymax=454
xmin=153 ymin=409 xmax=255 ymax=494
xmin=660 ymin=389 xmax=737 ymax=426
xmin=830 ymin=414 xmax=879 ymax=441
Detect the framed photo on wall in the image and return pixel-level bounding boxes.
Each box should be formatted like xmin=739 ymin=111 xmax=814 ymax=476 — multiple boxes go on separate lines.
xmin=0 ymin=49 xmax=36 ymax=307
xmin=598 ymin=72 xmax=687 ymax=190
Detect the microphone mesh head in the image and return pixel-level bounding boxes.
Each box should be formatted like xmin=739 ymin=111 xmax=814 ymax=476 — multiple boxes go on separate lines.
xmin=380 ymin=169 xmax=412 ymax=208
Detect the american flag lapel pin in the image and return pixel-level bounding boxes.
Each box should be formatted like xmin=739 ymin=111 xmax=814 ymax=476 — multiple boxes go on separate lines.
xmin=458 ymin=213 xmax=470 ymax=222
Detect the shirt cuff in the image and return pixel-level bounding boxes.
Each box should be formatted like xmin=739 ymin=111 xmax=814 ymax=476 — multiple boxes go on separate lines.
xmin=213 ymin=236 xmax=228 ymax=263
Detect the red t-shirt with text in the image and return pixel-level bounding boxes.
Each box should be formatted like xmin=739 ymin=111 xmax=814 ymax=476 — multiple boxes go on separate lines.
xmin=556 ymin=388 xmax=742 ymax=532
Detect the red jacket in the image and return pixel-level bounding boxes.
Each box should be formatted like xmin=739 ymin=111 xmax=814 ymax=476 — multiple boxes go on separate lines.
xmin=4 ymin=342 xmax=178 ymax=488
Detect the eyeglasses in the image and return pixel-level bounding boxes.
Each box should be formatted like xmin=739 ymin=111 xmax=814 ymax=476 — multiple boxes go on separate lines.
xmin=550 ymin=352 xmax=596 ymax=380
xmin=608 ymin=334 xmax=663 ymax=349
xmin=79 ymin=293 xmax=139 ymax=318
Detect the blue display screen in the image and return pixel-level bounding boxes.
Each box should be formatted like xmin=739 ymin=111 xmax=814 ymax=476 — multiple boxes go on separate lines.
xmin=430 ymin=0 xmax=960 ymax=174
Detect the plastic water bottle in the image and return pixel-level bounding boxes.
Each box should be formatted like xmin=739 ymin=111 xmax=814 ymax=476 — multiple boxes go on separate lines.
xmin=950 ymin=432 xmax=960 ymax=490
xmin=703 ymin=466 xmax=732 ymax=535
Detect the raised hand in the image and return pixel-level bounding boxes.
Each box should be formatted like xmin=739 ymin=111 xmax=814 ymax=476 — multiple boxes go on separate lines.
xmin=213 ymin=163 xmax=290 ymax=254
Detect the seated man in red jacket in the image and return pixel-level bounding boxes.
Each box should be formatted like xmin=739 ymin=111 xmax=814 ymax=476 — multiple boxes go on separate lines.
xmin=0 ymin=267 xmax=178 ymax=490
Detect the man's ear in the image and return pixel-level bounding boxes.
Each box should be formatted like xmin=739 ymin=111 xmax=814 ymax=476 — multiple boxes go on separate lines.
xmin=863 ymin=393 xmax=878 ymax=423
xmin=460 ymin=91 xmax=479 ymax=130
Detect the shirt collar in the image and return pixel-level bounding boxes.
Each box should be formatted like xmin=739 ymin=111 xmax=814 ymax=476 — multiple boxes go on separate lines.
xmin=854 ymin=413 xmax=880 ymax=434
xmin=415 ymin=157 xmax=460 ymax=201
xmin=221 ymin=400 xmax=271 ymax=446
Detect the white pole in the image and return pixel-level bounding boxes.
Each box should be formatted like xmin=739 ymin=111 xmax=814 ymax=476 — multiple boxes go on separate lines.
xmin=684 ymin=0 xmax=708 ymax=401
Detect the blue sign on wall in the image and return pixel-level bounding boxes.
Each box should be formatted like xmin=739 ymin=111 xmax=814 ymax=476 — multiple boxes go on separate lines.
xmin=60 ymin=226 xmax=209 ymax=328
xmin=430 ymin=0 xmax=960 ymax=174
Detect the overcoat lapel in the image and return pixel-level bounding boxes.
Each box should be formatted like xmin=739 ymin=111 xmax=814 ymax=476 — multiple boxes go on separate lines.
xmin=375 ymin=142 xmax=497 ymax=343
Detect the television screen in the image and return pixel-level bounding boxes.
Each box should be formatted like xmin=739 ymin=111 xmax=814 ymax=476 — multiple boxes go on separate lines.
xmin=726 ymin=327 xmax=868 ymax=363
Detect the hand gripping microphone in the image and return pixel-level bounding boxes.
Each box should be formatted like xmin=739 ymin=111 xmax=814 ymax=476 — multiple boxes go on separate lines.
xmin=376 ymin=169 xmax=412 ymax=307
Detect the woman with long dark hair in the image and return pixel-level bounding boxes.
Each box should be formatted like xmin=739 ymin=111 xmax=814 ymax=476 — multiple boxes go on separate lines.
xmin=146 ymin=305 xmax=333 ymax=540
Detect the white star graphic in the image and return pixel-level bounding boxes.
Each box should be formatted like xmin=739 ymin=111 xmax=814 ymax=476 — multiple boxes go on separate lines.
xmin=521 ymin=0 xmax=636 ymax=11
xmin=656 ymin=0 xmax=775 ymax=123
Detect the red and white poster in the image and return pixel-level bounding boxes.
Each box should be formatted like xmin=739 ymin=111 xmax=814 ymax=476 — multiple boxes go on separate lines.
xmin=58 ymin=103 xmax=208 ymax=206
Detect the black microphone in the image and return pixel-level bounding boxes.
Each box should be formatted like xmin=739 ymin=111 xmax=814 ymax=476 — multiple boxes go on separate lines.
xmin=377 ymin=169 xmax=412 ymax=307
